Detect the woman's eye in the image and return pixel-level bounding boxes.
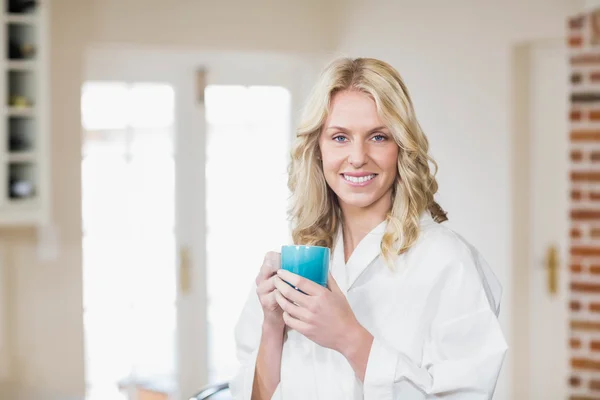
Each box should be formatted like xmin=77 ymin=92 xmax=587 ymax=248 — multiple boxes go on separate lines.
xmin=333 ymin=135 xmax=348 ymax=143
xmin=372 ymin=134 xmax=387 ymax=142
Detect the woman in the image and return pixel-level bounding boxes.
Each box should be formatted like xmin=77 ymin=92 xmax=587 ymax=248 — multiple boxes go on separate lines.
xmin=230 ymin=57 xmax=507 ymax=400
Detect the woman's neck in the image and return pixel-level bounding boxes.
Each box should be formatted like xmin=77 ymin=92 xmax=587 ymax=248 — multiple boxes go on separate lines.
xmin=340 ymin=193 xmax=391 ymax=263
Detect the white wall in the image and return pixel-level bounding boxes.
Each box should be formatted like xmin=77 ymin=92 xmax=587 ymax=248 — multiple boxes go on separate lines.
xmin=584 ymin=0 xmax=600 ymax=10
xmin=334 ymin=1 xmax=581 ymax=399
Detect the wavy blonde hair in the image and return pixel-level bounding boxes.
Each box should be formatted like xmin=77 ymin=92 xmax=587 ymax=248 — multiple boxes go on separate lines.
xmin=288 ymin=57 xmax=447 ymax=264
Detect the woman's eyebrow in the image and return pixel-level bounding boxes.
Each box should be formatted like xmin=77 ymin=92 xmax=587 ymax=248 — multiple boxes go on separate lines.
xmin=325 ymin=125 xmax=350 ymax=132
xmin=325 ymin=125 xmax=388 ymax=133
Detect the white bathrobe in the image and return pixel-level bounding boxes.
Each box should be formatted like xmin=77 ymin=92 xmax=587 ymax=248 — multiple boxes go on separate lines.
xmin=230 ymin=213 xmax=508 ymax=399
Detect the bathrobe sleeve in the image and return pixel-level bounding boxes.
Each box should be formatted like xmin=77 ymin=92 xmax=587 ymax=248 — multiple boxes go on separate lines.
xmin=229 ymin=286 xmax=262 ymax=400
xmin=229 ymin=285 xmax=284 ymax=400
xmin=363 ymin=239 xmax=508 ymax=399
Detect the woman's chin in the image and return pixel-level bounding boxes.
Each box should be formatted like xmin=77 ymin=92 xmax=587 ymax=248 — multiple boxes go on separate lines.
xmin=337 ymin=193 xmax=379 ymax=210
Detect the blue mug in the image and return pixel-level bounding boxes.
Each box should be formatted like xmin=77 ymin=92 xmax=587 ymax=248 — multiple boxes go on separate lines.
xmin=281 ymin=245 xmax=330 ymax=287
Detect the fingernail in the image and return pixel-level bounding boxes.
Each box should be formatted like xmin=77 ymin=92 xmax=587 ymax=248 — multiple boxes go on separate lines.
xmin=276 ymin=269 xmax=283 ymax=275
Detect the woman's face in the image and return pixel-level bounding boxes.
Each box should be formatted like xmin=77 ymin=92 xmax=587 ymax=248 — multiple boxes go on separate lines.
xmin=318 ymin=90 xmax=399 ymax=212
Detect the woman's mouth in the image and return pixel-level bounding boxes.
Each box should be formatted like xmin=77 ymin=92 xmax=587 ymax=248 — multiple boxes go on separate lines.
xmin=342 ymin=174 xmax=377 ymax=186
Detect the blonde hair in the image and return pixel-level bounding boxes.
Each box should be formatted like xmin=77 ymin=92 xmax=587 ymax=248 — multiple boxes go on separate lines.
xmin=288 ymin=57 xmax=447 ymax=264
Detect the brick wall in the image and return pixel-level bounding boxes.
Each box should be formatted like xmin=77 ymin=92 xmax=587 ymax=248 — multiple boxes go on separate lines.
xmin=569 ymin=10 xmax=600 ymax=399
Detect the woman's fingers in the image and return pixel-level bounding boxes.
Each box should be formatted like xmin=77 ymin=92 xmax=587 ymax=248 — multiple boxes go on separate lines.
xmin=256 ymin=252 xmax=281 ymax=283
xmin=274 ymin=276 xmax=311 ymax=308
xmin=274 ymin=290 xmax=312 ymax=322
xmin=282 ymin=311 xmax=311 ymax=334
xmin=264 ymin=290 xmax=280 ymax=310
xmin=256 ymin=275 xmax=277 ymax=295
xmin=276 ymin=269 xmax=324 ymax=296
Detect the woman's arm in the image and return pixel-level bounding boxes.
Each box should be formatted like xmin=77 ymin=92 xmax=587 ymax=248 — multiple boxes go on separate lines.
xmin=252 ymin=323 xmax=285 ymax=400
xmin=231 ymin=252 xmax=286 ymax=400
xmin=338 ymin=323 xmax=374 ymax=382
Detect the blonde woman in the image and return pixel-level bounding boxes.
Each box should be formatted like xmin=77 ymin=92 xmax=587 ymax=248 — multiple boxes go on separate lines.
xmin=230 ymin=57 xmax=507 ymax=400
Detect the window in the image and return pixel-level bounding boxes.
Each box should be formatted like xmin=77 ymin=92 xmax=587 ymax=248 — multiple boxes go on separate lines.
xmin=204 ymin=85 xmax=292 ymax=382
xmin=81 ymin=81 xmax=176 ymax=400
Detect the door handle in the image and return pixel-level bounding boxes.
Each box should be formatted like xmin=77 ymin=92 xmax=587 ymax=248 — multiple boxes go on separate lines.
xmin=546 ymin=244 xmax=559 ymax=295
xmin=180 ymin=246 xmax=192 ymax=295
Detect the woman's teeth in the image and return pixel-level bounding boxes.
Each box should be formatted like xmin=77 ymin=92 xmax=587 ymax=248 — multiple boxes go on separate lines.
xmin=343 ymin=174 xmax=375 ymax=183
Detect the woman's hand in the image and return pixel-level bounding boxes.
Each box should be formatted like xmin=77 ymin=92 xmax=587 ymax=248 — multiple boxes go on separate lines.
xmin=273 ymin=269 xmax=366 ymax=354
xmin=256 ymin=252 xmax=285 ymax=331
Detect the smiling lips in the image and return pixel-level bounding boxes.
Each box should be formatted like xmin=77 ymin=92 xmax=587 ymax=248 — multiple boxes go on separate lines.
xmin=342 ymin=173 xmax=377 ymax=186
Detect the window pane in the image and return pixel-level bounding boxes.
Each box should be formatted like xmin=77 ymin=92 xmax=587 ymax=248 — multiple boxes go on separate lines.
xmin=130 ymin=128 xmax=174 ymax=156
xmin=83 ymin=234 xmax=135 ymax=310
xmin=128 ymin=83 xmax=175 ymax=129
xmin=82 ymin=81 xmax=177 ymax=396
xmin=81 ymin=154 xmax=129 ymax=235
xmin=82 ymin=130 xmax=127 ymax=157
xmin=129 ymin=304 xmax=177 ymax=380
xmin=84 ymin=307 xmax=135 ymax=386
xmin=128 ymin=233 xmax=176 ymax=306
xmin=205 ymin=85 xmax=247 ymax=125
xmin=128 ymin=155 xmax=175 ymax=232
xmin=205 ymin=85 xmax=292 ymax=382
xmin=81 ymin=82 xmax=129 ymax=130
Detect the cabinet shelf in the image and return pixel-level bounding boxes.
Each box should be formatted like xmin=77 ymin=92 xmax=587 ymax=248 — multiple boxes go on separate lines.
xmin=7 ymin=151 xmax=34 ymax=163
xmin=6 ymin=106 xmax=35 ymax=118
xmin=7 ymin=60 xmax=35 ymax=71
xmin=5 ymin=13 xmax=37 ymax=25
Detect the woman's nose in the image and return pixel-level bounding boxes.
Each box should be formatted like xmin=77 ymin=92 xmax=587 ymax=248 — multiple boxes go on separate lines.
xmin=347 ymin=142 xmax=367 ymax=168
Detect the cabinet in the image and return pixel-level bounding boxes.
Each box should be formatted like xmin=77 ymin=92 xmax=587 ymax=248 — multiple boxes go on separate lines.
xmin=0 ymin=0 xmax=49 ymax=226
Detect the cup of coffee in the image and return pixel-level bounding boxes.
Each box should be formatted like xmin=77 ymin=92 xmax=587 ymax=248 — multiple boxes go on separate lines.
xmin=280 ymin=245 xmax=330 ymax=287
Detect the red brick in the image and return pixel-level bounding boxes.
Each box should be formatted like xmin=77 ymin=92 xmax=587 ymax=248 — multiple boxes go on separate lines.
xmin=571 ymin=282 xmax=600 ymax=293
xmin=590 ymin=192 xmax=600 ymax=200
xmin=591 ymin=74 xmax=600 ymax=83
xmin=571 ymin=209 xmax=600 ymax=219
xmin=591 ymin=341 xmax=600 ymax=352
xmin=570 ymin=375 xmax=582 ymax=387
xmin=591 ymin=302 xmax=600 ymax=313
xmin=571 ymin=172 xmax=600 ymax=183
xmin=572 ymin=150 xmax=584 ymax=161
xmin=571 ymin=131 xmax=600 ymax=141
xmin=572 ymin=264 xmax=583 ymax=273
xmin=571 ymin=300 xmax=582 ymax=311
xmin=590 ymin=379 xmax=600 ymax=391
xmin=572 ymin=320 xmax=600 ymax=331
xmin=592 ymin=152 xmax=600 ymax=162
xmin=592 ymin=228 xmax=600 ymax=238
xmin=571 ymin=247 xmax=600 ymax=257
xmin=572 ymin=357 xmax=600 ymax=370
xmin=572 ymin=229 xmax=583 ymax=238
xmin=590 ymin=110 xmax=600 ymax=120
xmin=590 ymin=265 xmax=600 ymax=274
xmin=572 ymin=109 xmax=583 ymax=120
xmin=572 ymin=190 xmax=583 ymax=200
xmin=572 ymin=54 xmax=600 ymax=65
xmin=570 ymin=36 xmax=584 ymax=47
